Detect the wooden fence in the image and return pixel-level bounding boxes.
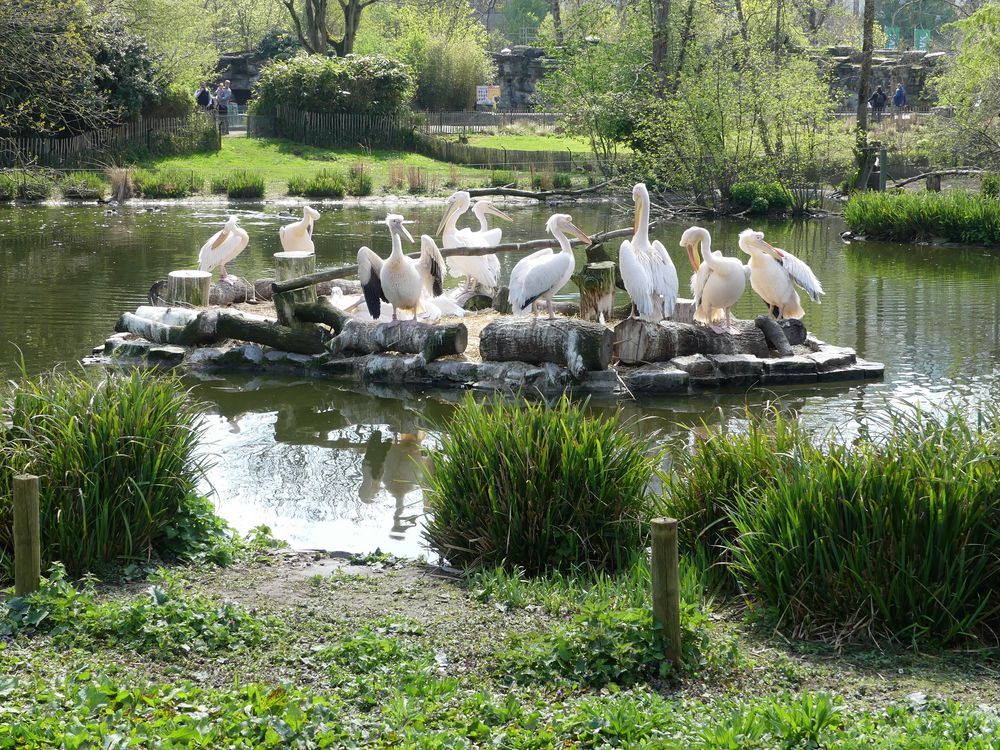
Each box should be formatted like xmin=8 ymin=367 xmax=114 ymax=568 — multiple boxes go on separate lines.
xmin=0 ymin=114 xmax=219 ymax=168
xmin=412 ymin=131 xmax=598 ymax=171
xmin=262 ymin=106 xmax=412 ymax=149
xmin=416 ymin=110 xmax=560 ymax=134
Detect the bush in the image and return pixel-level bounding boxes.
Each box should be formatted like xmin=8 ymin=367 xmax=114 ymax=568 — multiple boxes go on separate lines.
xmin=406 ymin=166 xmax=428 ymax=194
xmin=727 ymin=180 xmax=793 ymax=214
xmin=348 ymin=162 xmax=373 ymax=197
xmin=221 ymin=170 xmax=265 ymax=199
xmin=15 ymin=173 xmax=54 ymax=201
xmin=252 ymin=54 xmax=413 ymax=117
xmin=0 ymin=369 xmax=213 ymax=579
xmin=489 ymin=170 xmax=517 ymax=188
xmin=423 ymin=394 xmax=659 ymax=574
xmin=133 ymin=168 xmax=201 ymax=198
xmin=843 ymin=190 xmax=1000 ymax=244
xmin=59 ymin=171 xmax=108 ymax=200
xmin=982 ymin=173 xmax=1000 ymax=198
xmin=0 ymin=173 xmax=15 ymax=201
xmin=288 ymin=170 xmax=348 ymax=198
xmin=663 ymin=406 xmax=1000 ymax=646
xmin=553 ymin=172 xmax=573 ymax=190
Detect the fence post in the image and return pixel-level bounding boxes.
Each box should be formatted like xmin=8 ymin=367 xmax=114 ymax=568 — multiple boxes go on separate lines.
xmin=878 ymin=146 xmax=887 ymax=192
xmin=651 ymin=517 xmax=682 ymax=669
xmin=13 ymin=474 xmax=41 ymax=596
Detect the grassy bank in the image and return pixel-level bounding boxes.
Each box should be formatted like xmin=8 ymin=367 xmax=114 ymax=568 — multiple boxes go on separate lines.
xmin=844 ymin=189 xmax=1000 ymax=244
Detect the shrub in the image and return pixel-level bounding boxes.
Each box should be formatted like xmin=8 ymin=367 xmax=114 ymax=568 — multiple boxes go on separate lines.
xmin=209 ymin=175 xmax=228 ymax=194
xmin=16 ymin=173 xmax=54 ymax=201
xmin=489 ymin=170 xmax=517 ymax=188
xmin=406 ymin=166 xmax=428 ymax=194
xmin=59 ymin=171 xmax=108 ymax=200
xmin=552 ymin=172 xmax=573 ymax=190
xmin=0 ymin=369 xmax=213 ymax=578
xmin=423 ymin=394 xmax=659 ymax=574
xmin=288 ymin=170 xmax=348 ymax=198
xmin=252 ymin=54 xmax=413 ymax=117
xmin=132 ymin=168 xmax=201 ymax=198
xmin=530 ymin=168 xmax=554 ymax=191
xmin=221 ymin=170 xmax=266 ymax=199
xmin=0 ymin=173 xmax=15 ymax=201
xmin=387 ymin=162 xmax=406 ymax=192
xmin=982 ymin=173 xmax=1000 ymax=198
xmin=727 ymin=180 xmax=793 ymax=214
xmin=348 ymin=162 xmax=373 ymax=196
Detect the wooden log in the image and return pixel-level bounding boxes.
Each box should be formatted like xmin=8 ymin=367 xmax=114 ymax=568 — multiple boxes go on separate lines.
xmin=755 ymin=315 xmax=793 ymax=357
xmin=573 ymin=261 xmax=616 ymax=323
xmin=328 ymin=319 xmax=468 ymax=362
xmin=454 ymin=289 xmax=494 ymax=311
xmin=292 ymin=297 xmax=349 ymax=334
xmin=273 ymin=252 xmax=317 ymax=326
xmin=479 ymin=318 xmax=613 ymax=378
xmin=166 ymin=270 xmax=212 ymax=307
xmin=926 ymin=174 xmax=942 ymax=192
xmin=651 ymin=517 xmax=682 ymax=669
xmin=614 ymin=319 xmax=769 ymax=365
xmin=150 ymin=277 xmax=260 ymax=307
xmin=215 ymin=311 xmax=329 ymax=355
xmin=115 ymin=310 xmax=218 ymax=346
xmin=13 ymin=474 xmax=41 ymax=597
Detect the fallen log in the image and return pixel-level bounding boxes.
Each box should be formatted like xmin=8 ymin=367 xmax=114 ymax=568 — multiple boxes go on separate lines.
xmin=479 ymin=318 xmax=613 ymax=378
xmin=115 ymin=311 xmax=217 ymax=346
xmin=890 ymin=168 xmax=984 ymax=189
xmin=328 ymin=319 xmax=468 ymax=362
xmin=465 ymin=180 xmax=614 ymax=200
xmin=215 ymin=312 xmax=328 ymax=355
xmin=754 ymin=316 xmax=806 ymax=355
xmin=292 ymin=297 xmax=349 ymax=334
xmin=150 ymin=276 xmax=260 ymax=307
xmin=613 ymin=319 xmax=769 ymax=365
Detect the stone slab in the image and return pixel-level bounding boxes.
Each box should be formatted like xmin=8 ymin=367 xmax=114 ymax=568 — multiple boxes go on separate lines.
xmin=621 ymin=365 xmax=690 ymax=395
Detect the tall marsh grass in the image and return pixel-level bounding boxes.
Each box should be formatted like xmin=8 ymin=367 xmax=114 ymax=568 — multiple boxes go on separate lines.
xmin=59 ymin=171 xmax=108 ymax=200
xmin=133 ymin=169 xmax=202 ymax=198
xmin=0 ymin=369 xmax=211 ymax=579
xmin=663 ymin=406 xmax=1000 ymax=646
xmin=424 ymin=394 xmax=659 ymax=574
xmin=844 ymin=190 xmax=1000 ymax=244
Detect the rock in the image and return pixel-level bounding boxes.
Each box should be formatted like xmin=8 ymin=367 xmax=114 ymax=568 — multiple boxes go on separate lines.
xmin=114 ymin=339 xmax=153 ymax=359
xmin=621 ymin=364 xmax=690 ymax=394
xmin=670 ymin=354 xmax=715 ymax=378
xmin=808 ymin=347 xmax=856 ymax=372
xmin=147 ymin=345 xmax=186 ymax=366
xmin=710 ymin=354 xmax=765 ymax=385
xmin=103 ymin=333 xmax=131 ymax=354
xmin=187 ymin=347 xmax=229 ymax=367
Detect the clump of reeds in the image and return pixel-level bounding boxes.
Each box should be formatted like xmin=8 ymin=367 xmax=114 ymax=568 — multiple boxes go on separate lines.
xmin=843 ymin=190 xmax=1000 ymax=244
xmin=445 ymin=165 xmax=460 ymax=188
xmin=530 ymin=167 xmax=554 ymax=191
xmin=348 ymin=162 xmax=373 ymax=196
xmin=406 ymin=166 xmax=428 ymax=194
xmin=106 ymin=167 xmax=134 ymax=202
xmin=423 ymin=394 xmax=659 ymax=574
xmin=59 ymin=171 xmax=108 ymax=200
xmin=387 ymin=162 xmax=406 ymax=192
xmin=221 ymin=170 xmax=266 ymax=199
xmin=288 ymin=170 xmax=347 ymax=198
xmin=132 ymin=168 xmax=202 ymax=198
xmin=489 ymin=170 xmax=517 ymax=188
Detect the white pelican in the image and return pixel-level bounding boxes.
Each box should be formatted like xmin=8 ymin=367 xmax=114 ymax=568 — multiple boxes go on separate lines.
xmin=679 ymin=226 xmax=747 ymax=334
xmin=509 ymin=213 xmax=591 ymax=319
xmin=198 ymin=216 xmax=249 ymax=278
xmin=739 ymin=229 xmax=824 ymax=319
xmin=279 ymin=205 xmax=320 ymax=253
xmin=457 ymin=199 xmax=513 ymax=247
xmin=437 ymin=191 xmax=507 ymax=292
xmin=619 ymin=183 xmax=678 ymax=321
xmin=357 ymin=215 xmax=445 ymax=322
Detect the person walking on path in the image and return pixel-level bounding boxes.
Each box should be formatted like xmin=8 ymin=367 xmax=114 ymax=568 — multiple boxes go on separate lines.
xmin=868 ymin=86 xmax=888 ymax=123
xmin=195 ymin=83 xmax=212 ymax=110
xmin=215 ymin=80 xmax=233 ymax=134
xmin=893 ymin=84 xmax=907 ymax=110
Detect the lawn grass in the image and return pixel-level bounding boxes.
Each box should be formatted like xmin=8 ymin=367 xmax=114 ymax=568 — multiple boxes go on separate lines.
xmin=139 ymin=136 xmax=487 ymax=197
xmin=460 ymin=133 xmax=596 ymax=152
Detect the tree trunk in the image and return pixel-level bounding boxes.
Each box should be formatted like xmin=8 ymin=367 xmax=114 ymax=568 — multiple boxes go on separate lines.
xmin=115 ymin=309 xmax=217 ymax=346
xmin=166 ymin=270 xmax=211 ymax=307
xmin=550 ymin=0 xmax=564 ymax=45
xmin=855 ymin=0 xmax=875 ymax=137
xmin=292 ymin=297 xmax=349 ymax=334
xmin=328 ymin=319 xmax=468 ymax=361
xmin=273 ymin=251 xmax=317 ymax=326
xmin=479 ymin=319 xmax=613 ymax=378
xmin=613 ymin=319 xmax=769 ymax=365
xmin=214 ymin=312 xmax=329 ymax=354
xmin=573 ymin=261 xmax=616 ymax=323
xmin=651 ymin=0 xmax=671 ymax=84
xmin=334 ymin=0 xmax=363 ymax=55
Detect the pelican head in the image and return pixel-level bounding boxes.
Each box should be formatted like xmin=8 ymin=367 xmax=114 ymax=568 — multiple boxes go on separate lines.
xmin=225 ymin=215 xmax=240 ymax=229
xmin=436 ymin=191 xmax=472 ymax=236
xmin=738 ymin=228 xmax=776 ymax=257
xmin=303 ymin=205 xmax=320 ymax=222
xmin=632 ymin=183 xmax=650 ymax=233
xmin=679 ymin=226 xmax=709 ymax=271
xmin=546 ymin=213 xmax=592 ymax=245
xmin=472 ymin=199 xmax=513 ymax=223
xmin=385 ymin=213 xmax=414 ymax=243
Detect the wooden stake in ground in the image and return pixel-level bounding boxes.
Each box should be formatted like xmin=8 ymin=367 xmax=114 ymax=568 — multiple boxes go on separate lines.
xmin=166 ymin=270 xmax=212 ymax=307
xmin=651 ymin=517 xmax=682 ymax=669
xmin=574 ymin=261 xmax=616 ymax=323
xmin=13 ymin=474 xmax=41 ymax=596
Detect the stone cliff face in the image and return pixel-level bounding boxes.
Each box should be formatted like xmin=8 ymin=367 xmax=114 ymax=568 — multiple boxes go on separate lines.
xmin=825 ymin=47 xmax=947 ymax=108
xmin=490 ymin=46 xmax=558 ymax=110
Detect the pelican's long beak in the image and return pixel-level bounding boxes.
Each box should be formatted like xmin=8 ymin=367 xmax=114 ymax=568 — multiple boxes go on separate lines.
xmin=633 ymin=202 xmax=642 ymax=234
xmin=759 ymin=239 xmax=779 ymax=257
xmin=567 ymin=221 xmax=592 ymax=246
xmin=436 ymin=201 xmax=460 ymax=237
xmin=400 ymin=223 xmax=415 ymax=243
xmin=686 ymin=242 xmax=700 ymax=271
xmin=486 ymin=204 xmax=513 ymax=222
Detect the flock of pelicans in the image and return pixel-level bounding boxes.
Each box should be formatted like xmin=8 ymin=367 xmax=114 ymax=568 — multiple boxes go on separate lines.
xmin=196 ymin=183 xmax=825 ymax=332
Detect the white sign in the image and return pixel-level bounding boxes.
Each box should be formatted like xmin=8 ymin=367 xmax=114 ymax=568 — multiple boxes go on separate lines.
xmin=476 ymin=85 xmax=501 ymax=105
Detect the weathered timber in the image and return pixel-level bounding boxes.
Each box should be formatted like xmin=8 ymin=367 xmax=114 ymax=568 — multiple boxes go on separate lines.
xmin=650 ymin=517 xmax=682 ymax=669
xmin=13 ymin=474 xmax=41 ymax=597
xmin=166 ymin=270 xmax=211 ymax=306
xmin=328 ymin=319 xmax=468 ymax=362
xmin=274 ymin=252 xmax=317 ymax=326
xmin=151 ymin=276 xmax=259 ymax=306
xmin=116 ymin=310 xmax=218 ymax=346
xmin=215 ymin=311 xmax=328 ymax=354
xmin=614 ymin=319 xmax=769 ymax=365
xmin=574 ymin=261 xmax=616 ymax=323
xmin=453 ymin=288 xmax=494 ymax=311
xmin=479 ymin=318 xmax=613 ymax=378
xmin=890 ymin=168 xmax=983 ymax=189
xmin=292 ymin=297 xmax=349 ymax=334
xmin=755 ymin=315 xmax=793 ymax=356
xmin=466 ymin=180 xmax=613 ymax=200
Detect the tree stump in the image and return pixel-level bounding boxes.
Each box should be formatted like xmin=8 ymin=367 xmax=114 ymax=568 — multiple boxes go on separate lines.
xmin=926 ymin=174 xmax=942 ymax=192
xmin=480 ymin=318 xmax=613 ymax=378
xmin=493 ymin=286 xmax=513 ymax=314
xmin=573 ymin=261 xmax=616 ymax=323
xmin=166 ymin=270 xmax=211 ymax=307
xmin=328 ymin=320 xmax=468 ymax=362
xmin=614 ymin=319 xmax=769 ymax=365
xmin=274 ymin=251 xmax=316 ymax=325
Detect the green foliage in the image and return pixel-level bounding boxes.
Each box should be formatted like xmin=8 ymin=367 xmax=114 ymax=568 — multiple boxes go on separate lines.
xmin=15 ymin=173 xmax=54 ymax=201
xmin=552 ymin=172 xmax=573 ymax=190
xmin=92 ymin=14 xmax=162 ymax=120
xmin=843 ymin=190 xmax=1000 ymax=244
xmin=133 ymin=168 xmax=202 ymax=197
xmin=217 ymin=169 xmax=266 ymax=198
xmin=59 ymin=171 xmax=108 ymax=200
xmin=423 ymin=394 xmax=659 ymax=574
xmin=488 ymin=169 xmax=517 ymax=187
xmin=288 ymin=169 xmax=348 ymax=198
xmin=252 ymin=54 xmax=414 ymax=117
xmin=663 ymin=406 xmax=1000 ymax=645
xmin=727 ymin=181 xmax=794 ymax=215
xmin=255 ymin=28 xmax=301 ymax=60
xmin=0 ymin=173 xmax=14 ymax=201
xmin=982 ymin=173 xmax=1000 ymax=198
xmin=348 ymin=162 xmax=373 ymax=196
xmin=141 ymin=113 xmax=220 ymax=158
xmin=0 ymin=369 xmax=214 ymax=579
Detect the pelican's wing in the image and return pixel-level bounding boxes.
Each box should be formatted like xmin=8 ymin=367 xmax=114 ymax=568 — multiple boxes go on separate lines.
xmin=508 ymin=247 xmax=552 ymax=305
xmin=223 ymin=227 xmax=250 ymax=265
xmin=357 ymin=246 xmax=386 ymax=319
xmin=773 ymin=247 xmax=824 ymax=302
xmin=650 ymin=240 xmax=679 ymax=318
xmin=619 ymin=240 xmax=654 ymax=319
xmin=418 ymin=237 xmax=446 ymax=297
xmin=198 ymin=228 xmax=228 ymax=271
xmin=428 ymin=294 xmax=465 ymax=317
xmin=486 ymin=254 xmax=501 ymax=287
xmin=510 ymin=251 xmax=571 ymax=313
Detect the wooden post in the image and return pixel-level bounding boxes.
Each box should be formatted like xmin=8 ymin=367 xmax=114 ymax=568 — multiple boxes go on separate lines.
xmin=651 ymin=517 xmax=682 ymax=669
xmin=878 ymin=146 xmax=887 ymax=192
xmin=13 ymin=474 xmax=41 ymax=596
xmin=926 ymin=174 xmax=942 ymax=192
xmin=166 ymin=270 xmax=211 ymax=307
xmin=273 ymin=251 xmax=317 ymax=326
xmin=573 ymin=261 xmax=616 ymax=323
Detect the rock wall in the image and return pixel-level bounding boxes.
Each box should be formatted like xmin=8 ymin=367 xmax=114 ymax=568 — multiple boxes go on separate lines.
xmin=825 ymin=47 xmax=948 ymax=108
xmin=491 ymin=46 xmax=558 ymax=110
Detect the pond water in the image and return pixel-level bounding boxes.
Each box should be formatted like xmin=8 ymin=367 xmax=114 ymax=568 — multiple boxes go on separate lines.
xmin=2 ymin=201 xmax=1000 ymax=556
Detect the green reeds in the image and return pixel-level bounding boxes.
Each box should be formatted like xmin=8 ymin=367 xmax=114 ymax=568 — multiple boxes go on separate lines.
xmin=0 ymin=369 xmax=210 ymax=579
xmin=288 ymin=170 xmax=347 ymax=198
xmin=132 ymin=168 xmax=202 ymax=198
xmin=220 ymin=170 xmax=265 ymax=199
xmin=843 ymin=190 xmax=1000 ymax=244
xmin=59 ymin=171 xmax=108 ymax=200
xmin=423 ymin=394 xmax=659 ymax=574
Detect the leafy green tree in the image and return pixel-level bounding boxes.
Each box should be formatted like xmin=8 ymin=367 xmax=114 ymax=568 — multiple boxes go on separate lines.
xmin=92 ymin=14 xmax=162 ymax=118
xmin=279 ymin=0 xmax=381 ymax=56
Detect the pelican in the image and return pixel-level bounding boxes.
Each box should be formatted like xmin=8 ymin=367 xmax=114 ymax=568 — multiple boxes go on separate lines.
xmin=457 ymin=199 xmax=514 ymax=247
xmin=437 ymin=191 xmax=507 ymax=292
xmin=739 ymin=229 xmax=824 ymax=319
xmin=619 ymin=183 xmax=678 ymax=321
xmin=198 ymin=216 xmax=249 ymax=278
xmin=357 ymin=215 xmax=445 ymax=322
xmin=679 ymin=226 xmax=747 ymax=334
xmin=278 ymin=205 xmax=320 ymax=253
xmin=509 ymin=213 xmax=591 ymax=319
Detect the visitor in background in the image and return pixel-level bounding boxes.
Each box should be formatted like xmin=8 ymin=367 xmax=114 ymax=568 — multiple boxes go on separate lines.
xmin=868 ymin=86 xmax=887 ymax=123
xmin=893 ymin=84 xmax=907 ymax=110
xmin=215 ymin=80 xmax=233 ymax=134
xmin=195 ymin=83 xmax=212 ymax=110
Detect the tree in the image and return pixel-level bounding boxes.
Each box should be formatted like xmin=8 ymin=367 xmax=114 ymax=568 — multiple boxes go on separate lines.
xmin=280 ymin=0 xmax=381 ymax=56
xmin=853 ymin=0 xmax=875 ymax=189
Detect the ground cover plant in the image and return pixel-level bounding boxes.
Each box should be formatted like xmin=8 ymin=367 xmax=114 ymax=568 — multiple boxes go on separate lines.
xmin=58 ymin=170 xmax=108 ymax=200
xmin=132 ymin=168 xmax=202 ymax=198
xmin=844 ymin=189 xmax=1000 ymax=244
xmin=214 ymin=169 xmax=266 ymax=199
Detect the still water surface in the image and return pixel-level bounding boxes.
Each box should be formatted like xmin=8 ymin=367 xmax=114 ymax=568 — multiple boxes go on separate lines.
xmin=2 ymin=202 xmax=1000 ymax=555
